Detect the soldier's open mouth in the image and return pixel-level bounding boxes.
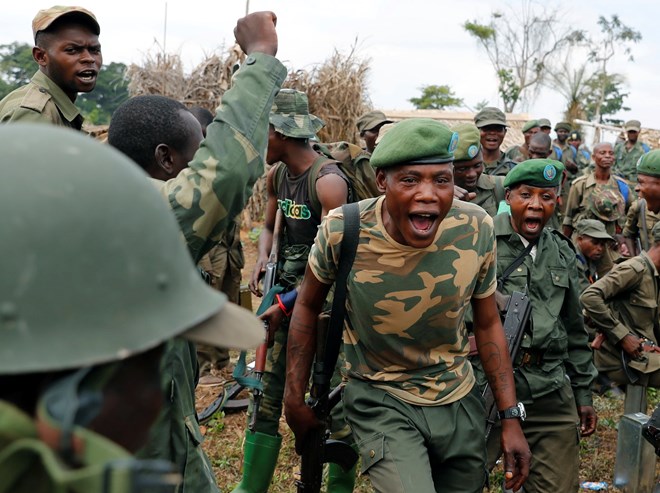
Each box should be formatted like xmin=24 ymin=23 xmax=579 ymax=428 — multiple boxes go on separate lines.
xmin=410 ymin=213 xmax=437 ymax=232
xmin=524 ymin=218 xmax=542 ymax=231
xmin=77 ymin=70 xmax=97 ymax=82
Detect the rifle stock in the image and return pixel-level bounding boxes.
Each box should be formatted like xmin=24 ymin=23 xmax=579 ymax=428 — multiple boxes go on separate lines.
xmin=483 ymin=291 xmax=531 ymax=440
xmin=249 ymin=209 xmax=283 ymax=431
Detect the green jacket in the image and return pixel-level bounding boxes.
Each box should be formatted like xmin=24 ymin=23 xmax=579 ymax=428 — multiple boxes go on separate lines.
xmin=0 ymin=71 xmax=83 ymax=129
xmin=0 ymin=401 xmax=135 ymax=493
xmin=484 ymin=149 xmax=515 ymax=176
xmin=472 ymin=173 xmax=505 ymax=217
xmin=580 ymin=252 xmax=660 ymax=374
xmin=493 ymin=213 xmax=596 ymax=407
xmin=137 ymin=52 xmax=287 ymax=493
xmin=614 ymin=141 xmax=649 ymax=181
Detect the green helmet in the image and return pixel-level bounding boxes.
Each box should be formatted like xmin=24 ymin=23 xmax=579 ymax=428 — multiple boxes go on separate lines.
xmin=0 ymin=124 xmax=262 ymax=374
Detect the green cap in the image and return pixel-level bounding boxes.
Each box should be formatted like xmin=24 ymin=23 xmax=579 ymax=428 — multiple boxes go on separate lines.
xmin=452 ymin=123 xmax=481 ymax=161
xmin=637 ymin=150 xmax=660 ymax=177
xmin=371 ymin=118 xmax=458 ymax=168
xmin=0 ymin=124 xmax=263 ymax=374
xmin=503 ymin=159 xmax=564 ymax=188
xmin=576 ymin=219 xmax=614 ymax=240
xmin=589 ymin=189 xmax=624 ymax=222
xmin=269 ymin=89 xmax=324 ymax=139
xmin=356 ymin=110 xmax=392 ymax=134
xmin=555 ymin=121 xmax=572 ymax=132
xmin=625 ymin=120 xmax=642 ymax=132
xmin=537 ymin=118 xmax=552 ymax=129
xmin=32 ymin=5 xmax=100 ymax=41
xmin=522 ymin=120 xmax=540 ymax=133
xmin=473 ymin=107 xmax=508 ymax=128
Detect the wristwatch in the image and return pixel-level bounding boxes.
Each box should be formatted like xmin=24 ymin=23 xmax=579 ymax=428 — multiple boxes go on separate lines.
xmin=498 ymin=402 xmax=526 ymax=421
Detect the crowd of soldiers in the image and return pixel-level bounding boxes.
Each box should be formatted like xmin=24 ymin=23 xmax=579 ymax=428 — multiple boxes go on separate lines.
xmin=2 ymin=5 xmax=660 ymax=493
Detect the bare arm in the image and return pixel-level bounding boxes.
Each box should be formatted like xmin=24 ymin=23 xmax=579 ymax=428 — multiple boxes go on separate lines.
xmin=472 ymin=293 xmax=531 ymax=492
xmin=316 ymin=173 xmax=349 ymax=218
xmin=283 ymin=267 xmax=332 ymax=452
xmin=249 ymin=166 xmax=278 ymax=295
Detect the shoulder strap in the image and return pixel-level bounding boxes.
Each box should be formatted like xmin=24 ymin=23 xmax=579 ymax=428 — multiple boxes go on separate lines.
xmin=318 ymin=202 xmax=360 ymax=384
xmin=642 ymin=143 xmax=651 ymax=153
xmin=615 ymin=177 xmax=630 ymax=204
xmin=554 ymin=145 xmax=563 ymax=161
xmin=272 ymin=162 xmax=287 ymax=197
xmin=497 ymin=242 xmax=533 ymax=291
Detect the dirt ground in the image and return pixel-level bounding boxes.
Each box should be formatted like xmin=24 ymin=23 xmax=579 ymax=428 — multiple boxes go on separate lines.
xmin=194 ymin=226 xmax=660 ymax=492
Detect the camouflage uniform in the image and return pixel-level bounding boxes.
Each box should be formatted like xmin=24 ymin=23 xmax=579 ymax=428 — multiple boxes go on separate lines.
xmin=309 ymin=196 xmax=497 ymax=493
xmin=623 ymin=199 xmax=660 ymax=251
xmin=0 ymin=71 xmax=84 ymax=129
xmin=562 ymin=173 xmax=632 ymax=236
xmin=138 ymin=52 xmax=287 ymax=493
xmin=614 ymin=141 xmax=649 ymax=181
xmin=477 ymin=213 xmax=597 ymax=493
xmin=581 ymin=251 xmax=660 ymax=386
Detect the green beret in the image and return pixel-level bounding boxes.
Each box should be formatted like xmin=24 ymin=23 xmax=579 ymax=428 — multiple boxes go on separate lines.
xmin=522 ymin=120 xmax=539 ymax=133
xmin=554 ymin=121 xmax=572 ymax=132
xmin=452 ymin=123 xmax=481 ymax=161
xmin=637 ymin=150 xmax=660 ymax=177
xmin=371 ymin=118 xmax=457 ymax=168
xmin=569 ymin=130 xmax=582 ymax=141
xmin=503 ymin=159 xmax=565 ymax=188
xmin=537 ymin=118 xmax=552 ymax=128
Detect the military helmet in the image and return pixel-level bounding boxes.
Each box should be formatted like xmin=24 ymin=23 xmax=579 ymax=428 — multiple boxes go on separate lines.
xmin=0 ymin=125 xmax=261 ymax=374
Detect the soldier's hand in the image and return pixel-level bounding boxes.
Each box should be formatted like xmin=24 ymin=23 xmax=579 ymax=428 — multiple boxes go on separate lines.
xmin=578 ymin=405 xmax=598 ymax=437
xmin=284 ymin=400 xmax=323 ymax=455
xmin=453 ymin=185 xmax=476 ymax=202
xmin=234 ymin=11 xmax=278 ymax=56
xmin=620 ymin=333 xmax=643 ymax=359
xmin=500 ymin=419 xmax=531 ymax=492
xmin=249 ymin=257 xmax=268 ymax=296
xmin=259 ymin=303 xmax=284 ymax=347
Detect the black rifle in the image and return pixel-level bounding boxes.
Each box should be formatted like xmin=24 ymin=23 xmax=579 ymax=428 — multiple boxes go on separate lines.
xmin=483 ymin=291 xmax=532 ymax=440
xmin=296 ymin=203 xmax=360 ymax=493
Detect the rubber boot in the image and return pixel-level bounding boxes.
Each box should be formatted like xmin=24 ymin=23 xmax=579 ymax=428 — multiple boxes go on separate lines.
xmin=326 ymin=461 xmax=357 ymax=493
xmin=231 ymin=431 xmax=282 ymax=493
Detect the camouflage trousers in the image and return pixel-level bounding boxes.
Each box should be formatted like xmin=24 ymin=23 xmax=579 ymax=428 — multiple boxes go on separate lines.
xmin=343 ymin=379 xmax=487 ymax=493
xmin=486 ymin=379 xmax=580 ymax=493
xmin=247 ymin=315 xmax=351 ymax=440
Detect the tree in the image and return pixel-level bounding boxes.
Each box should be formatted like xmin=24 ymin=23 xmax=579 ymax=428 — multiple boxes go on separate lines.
xmin=584 ymin=15 xmax=641 ymax=132
xmin=582 ymin=72 xmax=630 ymax=125
xmin=0 ymin=42 xmax=129 ymax=124
xmin=408 ymin=84 xmax=463 ymax=110
xmin=546 ymin=54 xmax=592 ymax=123
xmin=464 ymin=1 xmax=582 ymax=112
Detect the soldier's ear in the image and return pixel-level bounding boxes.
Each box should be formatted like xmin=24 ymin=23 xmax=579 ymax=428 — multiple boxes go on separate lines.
xmin=33 ymin=46 xmax=47 ymax=67
xmin=375 ymin=168 xmax=387 ymax=193
xmin=154 ymin=143 xmax=175 ymax=175
xmin=505 ymin=188 xmax=511 ymax=204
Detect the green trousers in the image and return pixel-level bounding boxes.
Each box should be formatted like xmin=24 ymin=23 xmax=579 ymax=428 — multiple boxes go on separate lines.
xmin=343 ymin=379 xmax=487 ymax=493
xmin=487 ymin=379 xmax=581 ymax=493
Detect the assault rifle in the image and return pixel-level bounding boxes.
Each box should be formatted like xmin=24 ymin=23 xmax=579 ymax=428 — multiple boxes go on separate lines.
xmin=483 ymin=290 xmax=532 ymax=440
xmin=296 ymin=203 xmax=361 ymax=493
xmin=296 ymin=321 xmax=358 ymax=492
xmin=249 ymin=209 xmax=283 ymax=431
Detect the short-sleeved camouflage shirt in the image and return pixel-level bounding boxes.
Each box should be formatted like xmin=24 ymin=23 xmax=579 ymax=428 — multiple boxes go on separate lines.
xmin=309 ymin=196 xmax=497 ymax=405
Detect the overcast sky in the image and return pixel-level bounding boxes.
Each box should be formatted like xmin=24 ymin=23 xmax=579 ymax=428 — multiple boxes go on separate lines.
xmin=5 ymin=1 xmax=660 ymax=130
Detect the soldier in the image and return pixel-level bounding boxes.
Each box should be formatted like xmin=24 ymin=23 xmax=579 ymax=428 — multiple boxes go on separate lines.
xmin=108 ymin=11 xmax=286 ymax=493
xmin=637 ymin=150 xmax=660 ymax=214
xmin=473 ymin=106 xmax=516 ymax=176
xmin=505 ymin=120 xmax=540 ymax=163
xmin=568 ymin=130 xmax=591 ymax=172
xmin=478 ymin=158 xmax=598 ymax=492
xmin=563 ymin=142 xmax=632 ymax=239
xmin=237 ymin=88 xmax=351 ymax=493
xmin=538 ymin=117 xmax=552 ymax=135
xmin=581 ymin=222 xmax=660 ymax=388
xmin=356 ymin=110 xmax=392 ymax=154
xmin=451 ymin=122 xmax=505 ymax=216
xmin=574 ymin=219 xmax=616 ymax=293
xmin=284 ymin=118 xmax=531 ymax=493
xmin=0 ymin=124 xmax=263 ymax=492
xmin=0 ymin=6 xmax=101 ymax=129
xmin=614 ymin=119 xmax=651 ymax=181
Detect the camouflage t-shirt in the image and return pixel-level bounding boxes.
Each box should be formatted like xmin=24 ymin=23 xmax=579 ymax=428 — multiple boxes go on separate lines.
xmin=309 ymin=196 xmax=497 ymax=405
